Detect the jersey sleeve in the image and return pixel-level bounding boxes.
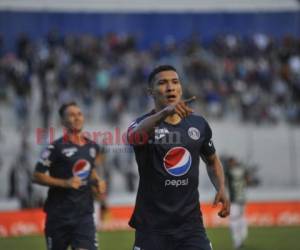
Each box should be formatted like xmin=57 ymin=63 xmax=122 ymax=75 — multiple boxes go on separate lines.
xmin=200 ymin=119 xmax=216 ymax=157
xmin=127 ymin=118 xmax=150 ymax=146
xmin=127 ymin=120 xmax=139 ymax=145
xmin=127 ymin=120 xmax=138 ymax=135
xmin=35 ymin=144 xmax=58 ymax=173
xmin=127 ymin=111 xmax=159 ymax=146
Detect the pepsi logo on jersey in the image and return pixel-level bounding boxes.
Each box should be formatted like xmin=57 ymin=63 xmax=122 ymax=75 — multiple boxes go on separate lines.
xmin=72 ymin=159 xmax=91 ymax=181
xmin=163 ymin=147 xmax=192 ymax=176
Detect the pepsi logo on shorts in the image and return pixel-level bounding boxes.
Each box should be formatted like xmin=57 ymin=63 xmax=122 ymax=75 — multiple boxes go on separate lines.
xmin=163 ymin=147 xmax=192 ymax=176
xmin=72 ymin=159 xmax=91 ymax=180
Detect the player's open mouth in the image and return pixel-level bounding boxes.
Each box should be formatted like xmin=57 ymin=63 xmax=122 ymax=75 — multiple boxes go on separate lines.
xmin=166 ymin=95 xmax=177 ymax=101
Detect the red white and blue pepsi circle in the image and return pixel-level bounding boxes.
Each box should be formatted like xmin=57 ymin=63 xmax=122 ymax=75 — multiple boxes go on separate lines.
xmin=163 ymin=147 xmax=192 ymax=176
xmin=72 ymin=159 xmax=91 ymax=180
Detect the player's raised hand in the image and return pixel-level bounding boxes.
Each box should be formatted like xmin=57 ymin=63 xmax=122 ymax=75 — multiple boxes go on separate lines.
xmin=164 ymin=96 xmax=196 ymax=118
xmin=213 ymin=189 xmax=230 ymax=218
xmin=66 ymin=176 xmax=82 ymax=189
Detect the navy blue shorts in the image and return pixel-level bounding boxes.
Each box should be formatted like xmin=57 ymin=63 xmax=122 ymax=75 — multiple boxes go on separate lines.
xmin=133 ymin=229 xmax=212 ymax=250
xmin=45 ymin=213 xmax=98 ymax=250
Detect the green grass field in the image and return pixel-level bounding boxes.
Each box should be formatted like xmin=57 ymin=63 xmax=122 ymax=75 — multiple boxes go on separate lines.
xmin=0 ymin=226 xmax=299 ymax=250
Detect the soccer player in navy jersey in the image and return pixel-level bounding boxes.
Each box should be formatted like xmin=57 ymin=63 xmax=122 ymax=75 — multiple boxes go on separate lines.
xmin=127 ymin=65 xmax=230 ymax=250
xmin=33 ymin=102 xmax=106 ymax=250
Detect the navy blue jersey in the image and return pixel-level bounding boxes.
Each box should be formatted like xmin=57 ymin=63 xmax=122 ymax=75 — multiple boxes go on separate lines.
xmin=35 ymin=137 xmax=101 ymax=219
xmin=128 ymin=111 xmax=216 ymax=234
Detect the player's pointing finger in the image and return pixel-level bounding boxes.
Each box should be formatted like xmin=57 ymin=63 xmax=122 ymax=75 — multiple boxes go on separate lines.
xmin=183 ymin=96 xmax=196 ymax=104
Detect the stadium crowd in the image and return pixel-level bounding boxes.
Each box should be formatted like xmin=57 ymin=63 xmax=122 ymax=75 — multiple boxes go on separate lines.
xmin=0 ymin=31 xmax=300 ymax=130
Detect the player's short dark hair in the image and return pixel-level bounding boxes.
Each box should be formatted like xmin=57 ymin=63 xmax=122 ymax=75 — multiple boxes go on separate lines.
xmin=148 ymin=65 xmax=178 ymax=87
xmin=58 ymin=101 xmax=78 ymax=119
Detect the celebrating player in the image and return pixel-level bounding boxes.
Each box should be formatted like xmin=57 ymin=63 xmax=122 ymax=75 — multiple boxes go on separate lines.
xmin=127 ymin=65 xmax=230 ymax=250
xmin=33 ymin=102 xmax=106 ymax=250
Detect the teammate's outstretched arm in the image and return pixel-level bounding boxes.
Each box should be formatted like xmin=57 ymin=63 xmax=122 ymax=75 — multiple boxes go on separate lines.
xmin=203 ymin=153 xmax=230 ymax=218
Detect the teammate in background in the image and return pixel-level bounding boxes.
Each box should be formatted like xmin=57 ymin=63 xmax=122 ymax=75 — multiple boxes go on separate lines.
xmin=127 ymin=65 xmax=230 ymax=250
xmin=224 ymin=157 xmax=249 ymax=250
xmin=33 ymin=102 xmax=106 ymax=250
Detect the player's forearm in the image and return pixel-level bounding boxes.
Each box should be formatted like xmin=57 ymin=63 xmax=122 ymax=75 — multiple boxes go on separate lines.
xmin=129 ymin=109 xmax=168 ymax=142
xmin=90 ymin=169 xmax=102 ymax=183
xmin=206 ymin=155 xmax=226 ymax=192
xmin=90 ymin=170 xmax=106 ymax=203
xmin=33 ymin=172 xmax=68 ymax=188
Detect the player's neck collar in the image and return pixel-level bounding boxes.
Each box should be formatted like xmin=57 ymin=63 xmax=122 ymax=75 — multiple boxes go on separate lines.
xmin=164 ymin=113 xmax=182 ymax=125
